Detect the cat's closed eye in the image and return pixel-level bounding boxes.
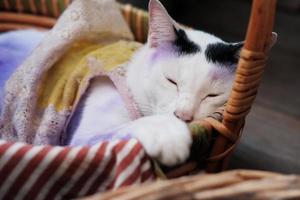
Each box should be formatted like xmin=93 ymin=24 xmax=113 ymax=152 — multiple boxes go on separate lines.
xmin=166 ymin=77 xmax=177 ymax=86
xmin=206 ymin=94 xmax=220 ymax=98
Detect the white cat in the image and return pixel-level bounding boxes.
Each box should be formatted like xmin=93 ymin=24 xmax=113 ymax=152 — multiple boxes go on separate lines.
xmin=68 ymin=0 xmax=277 ymax=166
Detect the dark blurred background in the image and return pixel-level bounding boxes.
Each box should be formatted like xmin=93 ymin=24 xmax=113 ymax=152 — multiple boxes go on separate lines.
xmin=120 ymin=0 xmax=300 ymax=173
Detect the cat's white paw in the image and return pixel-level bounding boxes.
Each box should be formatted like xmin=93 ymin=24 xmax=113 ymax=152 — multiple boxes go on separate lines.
xmin=128 ymin=114 xmax=192 ymax=166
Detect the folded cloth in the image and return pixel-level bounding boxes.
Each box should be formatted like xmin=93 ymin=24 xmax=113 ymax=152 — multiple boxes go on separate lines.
xmin=41 ymin=40 xmax=143 ymax=145
xmin=0 ymin=0 xmax=137 ymax=145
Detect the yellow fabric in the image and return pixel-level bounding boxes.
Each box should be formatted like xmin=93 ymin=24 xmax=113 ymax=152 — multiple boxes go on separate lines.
xmin=37 ymin=40 xmax=142 ymax=112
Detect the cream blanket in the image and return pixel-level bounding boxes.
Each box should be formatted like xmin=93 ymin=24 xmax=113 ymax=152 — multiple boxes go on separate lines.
xmin=0 ymin=0 xmax=135 ymax=145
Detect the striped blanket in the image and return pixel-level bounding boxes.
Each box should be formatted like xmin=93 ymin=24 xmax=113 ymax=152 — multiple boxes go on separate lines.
xmin=0 ymin=140 xmax=155 ymax=199
xmin=0 ymin=0 xmax=156 ymax=198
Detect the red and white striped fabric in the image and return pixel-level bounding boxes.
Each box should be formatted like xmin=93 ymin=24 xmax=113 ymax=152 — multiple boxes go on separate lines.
xmin=0 ymin=139 xmax=155 ymax=199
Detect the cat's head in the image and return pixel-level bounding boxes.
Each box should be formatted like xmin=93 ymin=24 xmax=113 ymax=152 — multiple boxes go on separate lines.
xmin=127 ymin=0 xmax=277 ymax=122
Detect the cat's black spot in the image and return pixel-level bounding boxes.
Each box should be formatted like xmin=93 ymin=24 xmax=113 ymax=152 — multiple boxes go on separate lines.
xmin=205 ymin=42 xmax=244 ymax=65
xmin=173 ymin=27 xmax=201 ymax=55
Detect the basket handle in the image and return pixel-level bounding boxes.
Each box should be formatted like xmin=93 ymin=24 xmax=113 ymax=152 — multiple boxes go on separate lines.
xmin=207 ymin=0 xmax=277 ymax=172
xmin=225 ymin=0 xmax=277 ymax=128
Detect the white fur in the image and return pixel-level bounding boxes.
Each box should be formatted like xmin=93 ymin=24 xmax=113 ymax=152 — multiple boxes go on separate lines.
xmin=127 ymin=6 xmax=236 ymax=121
xmin=119 ymin=114 xmax=191 ymax=166
xmin=69 ymin=0 xmax=255 ymax=166
xmin=127 ymin=41 xmax=235 ymax=121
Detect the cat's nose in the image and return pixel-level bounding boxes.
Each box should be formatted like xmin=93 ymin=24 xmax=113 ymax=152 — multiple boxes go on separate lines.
xmin=174 ymin=111 xmax=194 ymax=123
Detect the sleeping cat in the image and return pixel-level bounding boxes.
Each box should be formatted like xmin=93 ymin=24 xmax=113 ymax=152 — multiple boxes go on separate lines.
xmin=0 ymin=0 xmax=277 ymax=167
xmin=67 ymin=0 xmax=251 ymax=166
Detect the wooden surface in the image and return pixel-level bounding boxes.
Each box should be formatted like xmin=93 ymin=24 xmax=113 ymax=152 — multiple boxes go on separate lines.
xmin=277 ymin=0 xmax=300 ymax=12
xmin=232 ymin=104 xmax=300 ymax=173
xmin=123 ymin=0 xmax=300 ymax=173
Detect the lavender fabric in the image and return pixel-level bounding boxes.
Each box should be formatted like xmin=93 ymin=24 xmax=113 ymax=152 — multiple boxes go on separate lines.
xmin=0 ymin=30 xmax=46 ymax=112
xmin=0 ymin=30 xmax=136 ymax=145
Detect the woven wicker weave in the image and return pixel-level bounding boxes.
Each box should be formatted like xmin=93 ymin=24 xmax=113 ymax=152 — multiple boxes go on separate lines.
xmin=85 ymin=170 xmax=300 ymax=200
xmin=0 ymin=0 xmax=276 ymax=176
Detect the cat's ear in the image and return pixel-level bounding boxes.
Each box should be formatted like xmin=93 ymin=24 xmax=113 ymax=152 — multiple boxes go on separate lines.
xmin=231 ymin=41 xmax=244 ymax=63
xmin=148 ymin=0 xmax=179 ymax=48
xmin=267 ymin=32 xmax=278 ymax=51
xmin=232 ymin=32 xmax=277 ymax=61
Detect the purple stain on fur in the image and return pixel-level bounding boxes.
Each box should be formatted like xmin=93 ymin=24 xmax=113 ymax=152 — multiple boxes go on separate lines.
xmin=150 ymin=43 xmax=176 ymax=64
xmin=209 ymin=65 xmax=234 ymax=81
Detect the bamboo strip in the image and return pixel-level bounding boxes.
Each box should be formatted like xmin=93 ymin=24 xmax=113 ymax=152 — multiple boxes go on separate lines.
xmin=0 ymin=12 xmax=56 ymax=28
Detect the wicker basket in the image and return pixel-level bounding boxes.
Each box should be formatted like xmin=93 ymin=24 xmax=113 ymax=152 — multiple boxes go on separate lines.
xmin=85 ymin=170 xmax=300 ymax=200
xmin=0 ymin=0 xmax=275 ymax=181
xmin=3 ymin=0 xmax=298 ymax=199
